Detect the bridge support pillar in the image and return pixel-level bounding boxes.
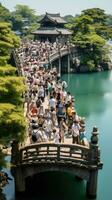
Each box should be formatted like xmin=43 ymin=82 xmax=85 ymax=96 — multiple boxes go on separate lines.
xmin=86 ymin=170 xmax=98 ymax=199
xmin=50 ymin=62 xmax=52 ymax=70
xmin=86 ymin=127 xmax=101 ymax=199
xmin=67 ymin=54 xmax=70 ymax=73
xmin=59 ymin=57 xmax=61 ymax=76
xmin=15 ymin=167 xmax=25 ymax=194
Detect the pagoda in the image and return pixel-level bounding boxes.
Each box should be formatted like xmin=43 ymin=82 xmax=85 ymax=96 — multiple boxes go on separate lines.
xmin=32 ymin=12 xmax=72 ymax=43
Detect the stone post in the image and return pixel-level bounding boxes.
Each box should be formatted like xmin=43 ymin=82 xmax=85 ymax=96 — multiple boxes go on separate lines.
xmin=11 ymin=140 xmax=20 ymax=165
xmin=67 ymin=46 xmax=71 ymax=73
xmin=15 ymin=167 xmax=25 ymax=194
xmin=86 ymin=127 xmax=101 ymax=199
xmin=67 ymin=54 xmax=70 ymax=73
xmin=59 ymin=55 xmax=61 ymax=76
xmin=11 ymin=140 xmax=25 ymax=194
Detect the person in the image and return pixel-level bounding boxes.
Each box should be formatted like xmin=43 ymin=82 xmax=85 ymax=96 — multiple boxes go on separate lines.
xmin=72 ymin=111 xmax=80 ymax=122
xmin=50 ymin=108 xmax=57 ymax=126
xmin=31 ymin=129 xmax=43 ymax=143
xmin=49 ymin=96 xmax=56 ymax=111
xmin=53 ymin=129 xmax=60 ymax=143
xmin=29 ymin=101 xmax=38 ymax=117
xmin=36 ymin=97 xmax=42 ymax=108
xmin=56 ymin=101 xmax=66 ymax=125
xmin=66 ymin=92 xmax=72 ymax=102
xmin=59 ymin=118 xmax=68 ymax=143
xmin=43 ymin=118 xmax=53 ymax=141
xmin=62 ymin=80 xmax=68 ymax=90
xmin=71 ymin=120 xmax=81 ymax=144
xmin=38 ymin=85 xmax=45 ymax=102
xmin=38 ymin=115 xmax=44 ymax=127
xmin=79 ymin=126 xmax=89 ymax=147
xmin=67 ymin=103 xmax=74 ymax=119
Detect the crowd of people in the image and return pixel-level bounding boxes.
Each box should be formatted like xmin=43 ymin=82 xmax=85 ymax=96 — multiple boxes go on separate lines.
xmin=16 ymin=40 xmax=89 ymax=147
xmin=17 ymin=40 xmax=68 ymax=75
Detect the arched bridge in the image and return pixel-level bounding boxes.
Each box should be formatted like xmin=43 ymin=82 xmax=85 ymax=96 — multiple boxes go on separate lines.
xmin=11 ymin=127 xmax=103 ymax=199
xmin=49 ymin=46 xmax=76 ymax=63
xmin=48 ymin=46 xmax=78 ymax=73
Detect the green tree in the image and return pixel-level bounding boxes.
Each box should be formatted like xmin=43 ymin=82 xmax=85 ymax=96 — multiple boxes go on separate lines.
xmin=71 ymin=8 xmax=111 ymax=72
xmin=11 ymin=4 xmax=40 ymax=35
xmin=0 ymin=22 xmax=20 ymax=65
xmin=0 ymin=3 xmax=11 ymax=22
xmin=0 ymin=22 xmax=27 ymax=167
xmin=106 ymin=14 xmax=112 ymax=26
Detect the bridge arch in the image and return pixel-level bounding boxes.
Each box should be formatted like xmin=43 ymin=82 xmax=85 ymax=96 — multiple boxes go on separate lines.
xmin=48 ymin=46 xmax=77 ymax=73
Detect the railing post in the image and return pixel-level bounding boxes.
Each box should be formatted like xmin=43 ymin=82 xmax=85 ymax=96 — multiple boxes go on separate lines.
xmin=11 ymin=140 xmax=20 ymax=165
xmin=57 ymin=145 xmax=60 ymax=161
xmin=86 ymin=127 xmax=103 ymax=199
xmin=59 ymin=56 xmax=61 ymax=76
xmin=67 ymin=45 xmax=71 ymax=73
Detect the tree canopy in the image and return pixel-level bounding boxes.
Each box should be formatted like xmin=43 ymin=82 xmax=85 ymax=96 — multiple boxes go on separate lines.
xmin=0 ymin=3 xmax=11 ymax=22
xmin=0 ymin=22 xmax=27 ymax=168
xmin=70 ymin=8 xmax=112 ymax=71
xmin=0 ymin=22 xmax=20 ymax=65
xmin=11 ymin=4 xmax=40 ymax=37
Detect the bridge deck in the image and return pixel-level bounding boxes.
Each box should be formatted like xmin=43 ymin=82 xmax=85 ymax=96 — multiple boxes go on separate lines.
xmin=24 ymin=95 xmax=73 ymax=147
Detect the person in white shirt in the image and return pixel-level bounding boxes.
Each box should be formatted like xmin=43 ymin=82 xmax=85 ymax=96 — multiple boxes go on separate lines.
xmin=53 ymin=129 xmax=60 ymax=144
xmin=72 ymin=120 xmax=81 ymax=144
xmin=49 ymin=96 xmax=56 ymax=110
xmin=43 ymin=118 xmax=53 ymax=141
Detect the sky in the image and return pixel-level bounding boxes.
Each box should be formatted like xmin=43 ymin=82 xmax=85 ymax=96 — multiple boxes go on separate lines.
xmin=1 ymin=0 xmax=112 ymax=16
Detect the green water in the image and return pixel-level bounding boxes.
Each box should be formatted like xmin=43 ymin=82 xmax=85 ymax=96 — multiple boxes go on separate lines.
xmin=62 ymin=71 xmax=112 ymax=200
xmin=2 ymin=71 xmax=112 ymax=200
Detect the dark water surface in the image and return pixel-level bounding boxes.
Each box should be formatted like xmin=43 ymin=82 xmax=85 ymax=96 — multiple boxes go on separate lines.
xmin=2 ymin=71 xmax=112 ymax=200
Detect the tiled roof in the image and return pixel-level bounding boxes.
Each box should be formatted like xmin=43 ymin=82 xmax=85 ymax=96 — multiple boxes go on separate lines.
xmin=48 ymin=16 xmax=66 ymax=24
xmin=32 ymin=28 xmax=72 ymax=35
xmin=40 ymin=13 xmax=67 ymax=24
xmin=57 ymin=28 xmax=72 ymax=35
xmin=32 ymin=29 xmax=59 ymax=35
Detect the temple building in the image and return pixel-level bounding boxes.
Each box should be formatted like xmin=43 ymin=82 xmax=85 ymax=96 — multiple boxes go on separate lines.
xmin=32 ymin=12 xmax=72 ymax=43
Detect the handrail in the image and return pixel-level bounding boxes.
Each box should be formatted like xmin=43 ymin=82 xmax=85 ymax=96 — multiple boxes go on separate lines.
xmin=20 ymin=142 xmax=89 ymax=151
xmin=19 ymin=142 xmax=90 ymax=166
xmin=49 ymin=46 xmax=75 ymax=62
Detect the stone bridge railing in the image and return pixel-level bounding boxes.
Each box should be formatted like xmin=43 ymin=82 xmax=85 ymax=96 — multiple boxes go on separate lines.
xmin=19 ymin=143 xmax=89 ymax=166
xmin=11 ymin=127 xmax=103 ymax=198
xmin=49 ymin=46 xmax=76 ymax=63
xmin=48 ymin=45 xmax=77 ymax=73
xmin=49 ymin=48 xmax=69 ymax=63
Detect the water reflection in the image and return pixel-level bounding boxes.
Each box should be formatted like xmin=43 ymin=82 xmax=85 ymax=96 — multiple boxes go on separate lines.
xmin=3 ymin=171 xmax=92 ymax=200
xmin=62 ymin=71 xmax=112 ymax=117
xmin=24 ymin=172 xmax=88 ymax=200
xmin=3 ymin=71 xmax=112 ymax=200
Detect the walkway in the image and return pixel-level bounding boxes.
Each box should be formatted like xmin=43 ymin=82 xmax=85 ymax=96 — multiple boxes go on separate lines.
xmin=15 ymin=40 xmax=89 ymax=148
xmin=11 ymin=40 xmax=103 ymax=199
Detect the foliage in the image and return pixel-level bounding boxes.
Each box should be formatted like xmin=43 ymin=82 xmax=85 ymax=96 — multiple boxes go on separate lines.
xmin=106 ymin=14 xmax=112 ymax=26
xmin=0 ymin=22 xmax=20 ymax=65
xmin=0 ymin=149 xmax=6 ymax=168
xmin=71 ymin=8 xmax=111 ymax=71
xmin=10 ymin=4 xmax=40 ymax=37
xmin=82 ymin=8 xmax=106 ymax=24
xmin=0 ymin=3 xmax=11 ymax=22
xmin=0 ymin=103 xmax=26 ymax=142
xmin=0 ymin=65 xmax=16 ymax=76
xmin=0 ymin=21 xmax=27 ymax=169
xmin=0 ymin=76 xmax=26 ymax=104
